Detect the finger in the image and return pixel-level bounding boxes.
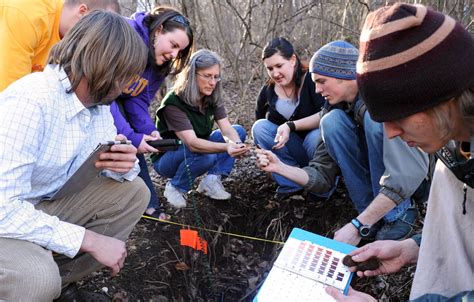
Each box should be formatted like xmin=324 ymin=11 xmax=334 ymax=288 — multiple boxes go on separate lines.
xmin=100 ymin=150 xmax=136 ymax=161
xmin=273 ymin=142 xmax=285 ymax=150
xmin=115 ymin=134 xmax=127 ymax=141
xmin=274 ymin=134 xmax=282 ymax=143
xmin=351 ymin=248 xmax=375 ymax=262
xmin=362 ymin=270 xmax=380 ymax=277
xmin=111 ymin=264 xmax=120 ymax=277
xmin=96 ymin=161 xmax=135 ymax=173
xmin=145 ymin=144 xmax=158 ymax=153
xmin=325 ymin=286 xmax=345 ymax=300
xmin=258 ymin=158 xmax=269 ymax=167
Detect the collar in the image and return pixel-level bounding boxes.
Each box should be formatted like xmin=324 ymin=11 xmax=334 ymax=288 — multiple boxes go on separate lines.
xmin=47 ymin=64 xmax=95 ymax=121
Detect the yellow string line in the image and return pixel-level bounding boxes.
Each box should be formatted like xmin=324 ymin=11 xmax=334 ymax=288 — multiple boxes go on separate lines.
xmin=142 ymin=215 xmax=284 ymax=245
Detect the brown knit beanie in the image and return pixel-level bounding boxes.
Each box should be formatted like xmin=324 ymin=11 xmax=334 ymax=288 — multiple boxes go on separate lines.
xmin=357 ymin=3 xmax=474 ymax=122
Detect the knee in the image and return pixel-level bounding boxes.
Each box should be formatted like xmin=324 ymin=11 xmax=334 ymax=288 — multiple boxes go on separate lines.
xmin=251 ymin=119 xmax=273 ymax=142
xmin=320 ymin=110 xmax=348 ymax=135
xmin=5 ymin=257 xmax=61 ymax=300
xmin=363 ymin=112 xmax=383 ymax=138
xmin=233 ymin=125 xmax=247 ymax=141
xmin=199 ymin=153 xmax=217 ymax=169
xmin=124 ymin=177 xmax=150 ymax=213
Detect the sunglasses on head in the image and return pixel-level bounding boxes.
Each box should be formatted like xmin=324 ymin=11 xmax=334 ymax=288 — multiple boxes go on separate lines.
xmin=169 ymin=15 xmax=190 ymax=27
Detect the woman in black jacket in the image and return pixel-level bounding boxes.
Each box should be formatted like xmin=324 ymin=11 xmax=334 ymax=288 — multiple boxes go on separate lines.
xmin=251 ymin=37 xmax=326 ymax=200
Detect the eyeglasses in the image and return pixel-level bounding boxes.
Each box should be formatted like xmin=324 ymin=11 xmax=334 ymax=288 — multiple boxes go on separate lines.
xmin=196 ymin=73 xmax=221 ymax=82
xmin=169 ymin=15 xmax=190 ymax=27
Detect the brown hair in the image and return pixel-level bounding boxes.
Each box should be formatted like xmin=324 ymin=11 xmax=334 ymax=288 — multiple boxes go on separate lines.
xmin=458 ymin=88 xmax=474 ymax=135
xmin=425 ymin=87 xmax=474 ymax=143
xmin=262 ymin=37 xmax=308 ymax=88
xmin=48 ymin=10 xmax=147 ymax=103
xmin=143 ymin=6 xmax=194 ymax=75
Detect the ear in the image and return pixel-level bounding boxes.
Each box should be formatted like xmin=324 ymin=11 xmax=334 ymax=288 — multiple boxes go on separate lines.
xmin=154 ymin=25 xmax=163 ymax=38
xmin=78 ymin=4 xmax=88 ymax=16
xmin=290 ymin=54 xmax=297 ymax=67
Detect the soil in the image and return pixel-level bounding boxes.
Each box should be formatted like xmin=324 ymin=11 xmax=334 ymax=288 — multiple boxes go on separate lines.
xmin=79 ymin=151 xmax=420 ymax=301
xmin=78 ymin=80 xmax=420 ymax=301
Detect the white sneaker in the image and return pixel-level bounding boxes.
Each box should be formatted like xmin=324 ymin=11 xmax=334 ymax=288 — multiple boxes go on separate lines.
xmin=164 ymin=181 xmax=187 ymax=208
xmin=197 ymin=174 xmax=231 ymax=200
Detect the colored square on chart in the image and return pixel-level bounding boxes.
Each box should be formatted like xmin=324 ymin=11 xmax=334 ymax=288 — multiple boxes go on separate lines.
xmin=253 ymin=228 xmax=356 ymax=302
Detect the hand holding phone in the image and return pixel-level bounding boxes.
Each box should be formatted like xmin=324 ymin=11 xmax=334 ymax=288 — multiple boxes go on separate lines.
xmin=96 ymin=135 xmax=137 ymax=173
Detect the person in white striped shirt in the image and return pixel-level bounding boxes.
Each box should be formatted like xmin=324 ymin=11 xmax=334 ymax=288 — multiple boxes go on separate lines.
xmin=0 ymin=11 xmax=149 ymax=301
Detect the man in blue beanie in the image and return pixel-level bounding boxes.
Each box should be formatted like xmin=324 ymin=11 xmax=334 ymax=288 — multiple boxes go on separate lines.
xmin=256 ymin=40 xmax=429 ymax=245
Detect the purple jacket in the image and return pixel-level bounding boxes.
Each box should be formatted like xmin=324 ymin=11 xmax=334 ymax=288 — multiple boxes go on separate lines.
xmin=110 ymin=12 xmax=166 ymax=147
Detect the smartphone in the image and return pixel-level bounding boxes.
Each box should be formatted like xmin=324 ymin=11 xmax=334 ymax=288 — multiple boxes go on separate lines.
xmin=147 ymin=139 xmax=182 ymax=151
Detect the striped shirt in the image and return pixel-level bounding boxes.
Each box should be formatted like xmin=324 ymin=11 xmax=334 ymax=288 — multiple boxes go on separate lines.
xmin=0 ymin=65 xmax=138 ymax=258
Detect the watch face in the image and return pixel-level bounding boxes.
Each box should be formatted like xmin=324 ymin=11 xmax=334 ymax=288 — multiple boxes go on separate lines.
xmin=359 ymin=226 xmax=371 ymax=237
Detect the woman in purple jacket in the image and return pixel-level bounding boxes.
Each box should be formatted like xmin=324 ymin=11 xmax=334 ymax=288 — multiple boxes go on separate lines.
xmin=110 ymin=6 xmax=194 ymax=219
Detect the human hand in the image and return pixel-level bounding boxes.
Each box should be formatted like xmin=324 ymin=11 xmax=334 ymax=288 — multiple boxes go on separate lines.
xmin=226 ymin=142 xmax=250 ymax=158
xmin=96 ymin=134 xmax=137 ymax=173
xmin=348 ymin=239 xmax=419 ymax=277
xmin=334 ymin=222 xmax=361 ymax=246
xmin=81 ymin=230 xmax=127 ymax=277
xmin=137 ymin=134 xmax=159 ymax=154
xmin=326 ymin=286 xmax=377 ymax=302
xmin=255 ymin=148 xmax=282 ymax=173
xmin=150 ymin=130 xmax=162 ymax=139
xmin=273 ymin=123 xmax=291 ymax=150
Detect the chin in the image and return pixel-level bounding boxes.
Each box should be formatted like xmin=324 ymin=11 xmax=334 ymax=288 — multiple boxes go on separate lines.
xmin=417 ymin=142 xmax=442 ymax=154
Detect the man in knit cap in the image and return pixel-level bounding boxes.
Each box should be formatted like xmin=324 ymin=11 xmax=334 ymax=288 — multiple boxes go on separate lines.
xmin=327 ymin=3 xmax=473 ymax=301
xmin=257 ymin=40 xmax=429 ymax=245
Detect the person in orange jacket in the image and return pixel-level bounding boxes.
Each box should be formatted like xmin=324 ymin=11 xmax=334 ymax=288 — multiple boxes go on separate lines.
xmin=0 ymin=0 xmax=120 ymax=91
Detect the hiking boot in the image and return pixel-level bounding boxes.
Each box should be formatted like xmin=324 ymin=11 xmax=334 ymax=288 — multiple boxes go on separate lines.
xmin=164 ymin=181 xmax=187 ymax=208
xmin=375 ymin=207 xmax=419 ymax=240
xmin=54 ymin=283 xmax=109 ymax=302
xmin=197 ymin=174 xmax=231 ymax=200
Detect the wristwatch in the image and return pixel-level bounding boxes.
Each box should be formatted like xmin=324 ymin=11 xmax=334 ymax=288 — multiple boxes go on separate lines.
xmin=351 ymin=218 xmax=371 ymax=238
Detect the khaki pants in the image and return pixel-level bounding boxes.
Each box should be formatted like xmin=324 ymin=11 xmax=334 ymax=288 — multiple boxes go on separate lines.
xmin=0 ymin=176 xmax=149 ymax=302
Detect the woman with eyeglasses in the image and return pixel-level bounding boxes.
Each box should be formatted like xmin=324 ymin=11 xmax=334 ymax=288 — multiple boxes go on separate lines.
xmin=110 ymin=6 xmax=194 ymax=219
xmin=251 ymin=37 xmax=327 ymax=201
xmin=152 ymin=49 xmax=249 ymax=208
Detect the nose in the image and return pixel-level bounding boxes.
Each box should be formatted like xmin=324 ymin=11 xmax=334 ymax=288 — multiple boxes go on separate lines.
xmin=384 ymin=121 xmax=403 ymax=139
xmin=315 ymin=83 xmax=322 ymax=94
xmin=171 ymin=49 xmax=179 ymax=59
xmin=271 ymin=69 xmax=280 ymax=79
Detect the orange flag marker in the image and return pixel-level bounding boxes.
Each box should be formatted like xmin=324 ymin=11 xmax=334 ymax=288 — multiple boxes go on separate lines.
xmin=180 ymin=229 xmax=208 ymax=254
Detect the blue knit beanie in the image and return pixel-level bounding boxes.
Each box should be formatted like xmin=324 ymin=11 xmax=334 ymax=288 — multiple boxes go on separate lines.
xmin=310 ymin=40 xmax=358 ymax=80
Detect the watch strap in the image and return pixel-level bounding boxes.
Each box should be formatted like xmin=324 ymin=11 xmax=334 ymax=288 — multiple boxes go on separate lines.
xmin=351 ymin=218 xmax=363 ymax=230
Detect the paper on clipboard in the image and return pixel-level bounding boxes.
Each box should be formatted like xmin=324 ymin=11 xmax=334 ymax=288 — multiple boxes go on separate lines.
xmin=46 ymin=140 xmax=130 ymax=200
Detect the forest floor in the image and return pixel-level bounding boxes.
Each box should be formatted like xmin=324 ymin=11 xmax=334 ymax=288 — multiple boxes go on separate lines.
xmin=80 ymin=148 xmax=421 ymax=301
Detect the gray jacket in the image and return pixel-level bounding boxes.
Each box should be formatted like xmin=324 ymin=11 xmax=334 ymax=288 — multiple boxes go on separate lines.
xmin=303 ymin=101 xmax=429 ymax=204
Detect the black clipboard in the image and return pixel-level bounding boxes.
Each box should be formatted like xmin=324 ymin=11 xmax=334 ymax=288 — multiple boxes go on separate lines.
xmin=46 ymin=140 xmax=130 ymax=200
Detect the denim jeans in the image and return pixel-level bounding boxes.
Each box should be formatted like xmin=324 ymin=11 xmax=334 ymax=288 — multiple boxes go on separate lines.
xmin=320 ymin=109 xmax=410 ymax=222
xmin=153 ymin=125 xmax=247 ymax=192
xmin=138 ymin=153 xmax=159 ymax=209
xmin=252 ymin=119 xmax=322 ymax=194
